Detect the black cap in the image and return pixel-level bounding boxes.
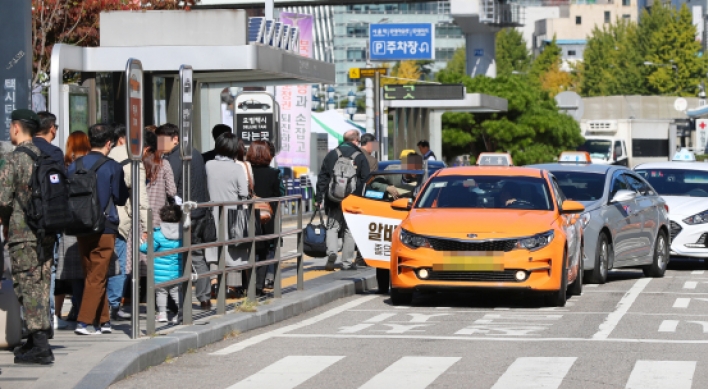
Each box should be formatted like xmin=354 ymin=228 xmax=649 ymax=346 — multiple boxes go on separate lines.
xmin=11 ymin=109 xmax=40 ymax=126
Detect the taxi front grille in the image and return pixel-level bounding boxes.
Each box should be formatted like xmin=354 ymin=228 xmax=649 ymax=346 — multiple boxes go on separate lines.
xmin=427 ymin=238 xmax=516 ymax=252
xmin=670 ymin=221 xmax=682 ymax=241
xmin=426 ymin=270 xmax=519 ymax=282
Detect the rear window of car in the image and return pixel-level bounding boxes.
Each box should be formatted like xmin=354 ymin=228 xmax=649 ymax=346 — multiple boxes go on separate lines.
xmin=549 ymin=171 xmax=606 ymax=201
xmin=635 ymin=168 xmax=708 ymax=197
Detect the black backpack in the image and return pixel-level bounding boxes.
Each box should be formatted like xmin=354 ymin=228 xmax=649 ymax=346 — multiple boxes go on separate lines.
xmin=65 ymin=156 xmax=113 ymax=236
xmin=14 ymin=147 xmax=72 ymax=260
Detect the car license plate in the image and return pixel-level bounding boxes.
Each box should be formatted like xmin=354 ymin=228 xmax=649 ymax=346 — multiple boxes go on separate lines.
xmin=433 ymin=251 xmax=504 ymax=271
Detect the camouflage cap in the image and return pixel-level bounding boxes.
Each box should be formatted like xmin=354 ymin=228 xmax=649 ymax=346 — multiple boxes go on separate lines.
xmin=11 ymin=109 xmax=40 ymax=126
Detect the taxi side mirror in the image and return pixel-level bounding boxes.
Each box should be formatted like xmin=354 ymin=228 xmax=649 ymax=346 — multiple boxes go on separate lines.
xmin=610 ymin=190 xmax=636 ymax=204
xmin=391 ymin=198 xmax=412 ymax=211
xmin=561 ymin=200 xmax=585 ymax=214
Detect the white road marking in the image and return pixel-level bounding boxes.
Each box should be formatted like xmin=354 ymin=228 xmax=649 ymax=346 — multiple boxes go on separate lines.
xmin=692 ymin=270 xmax=705 ymax=275
xmin=358 ymin=356 xmax=460 ymax=389
xmin=658 ymin=320 xmax=679 ymax=332
xmin=673 ymin=298 xmax=691 ymax=308
xmin=210 ymin=295 xmax=377 ymax=355
xmin=625 ymin=361 xmax=695 ymax=389
xmin=687 ymin=321 xmax=708 ymax=333
xmin=592 ymin=278 xmax=651 ymax=340
xmin=226 ymin=356 xmax=344 ymax=389
xmin=407 ymin=313 xmax=450 ymax=323
xmin=366 ymin=313 xmax=397 ymax=323
xmin=585 ymin=284 xmax=599 ymax=287
xmin=684 ymin=281 xmax=698 ymax=289
xmin=491 ymin=357 xmax=576 ymax=389
xmin=338 ymin=324 xmax=374 ymax=334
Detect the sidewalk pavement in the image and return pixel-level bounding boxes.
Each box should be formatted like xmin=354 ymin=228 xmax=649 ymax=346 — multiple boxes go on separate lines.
xmin=1 ymin=261 xmax=376 ymax=389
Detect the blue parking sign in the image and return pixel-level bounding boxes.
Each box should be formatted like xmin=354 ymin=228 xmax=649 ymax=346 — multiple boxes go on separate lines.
xmin=369 ymin=23 xmax=435 ymax=61
xmin=474 ymin=49 xmax=484 ymax=57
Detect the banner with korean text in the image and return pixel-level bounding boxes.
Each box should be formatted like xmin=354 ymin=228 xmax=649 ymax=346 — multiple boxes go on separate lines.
xmin=276 ymin=13 xmax=313 ymax=167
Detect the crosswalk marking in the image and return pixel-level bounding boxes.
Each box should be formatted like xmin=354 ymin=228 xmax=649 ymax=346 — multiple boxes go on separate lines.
xmin=226 ymin=356 xmax=344 ymax=389
xmin=659 ymin=320 xmax=679 ymax=332
xmin=358 ymin=357 xmax=460 ymax=389
xmin=674 ymin=298 xmax=691 ymax=308
xmin=491 ymin=357 xmax=576 ymax=389
xmin=593 ymin=278 xmax=651 ymax=340
xmin=625 ymin=361 xmax=695 ymax=389
xmin=692 ymin=270 xmax=705 ymax=275
xmin=684 ymin=281 xmax=698 ymax=289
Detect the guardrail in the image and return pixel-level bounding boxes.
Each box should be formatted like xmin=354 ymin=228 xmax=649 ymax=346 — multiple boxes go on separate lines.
xmin=142 ymin=195 xmax=303 ymax=336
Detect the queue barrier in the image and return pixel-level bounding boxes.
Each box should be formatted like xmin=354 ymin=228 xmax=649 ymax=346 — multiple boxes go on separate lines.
xmin=142 ymin=195 xmax=304 ymax=336
xmin=283 ymin=177 xmax=314 ymax=215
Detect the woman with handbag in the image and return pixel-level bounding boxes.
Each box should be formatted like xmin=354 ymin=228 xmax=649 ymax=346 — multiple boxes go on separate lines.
xmin=245 ymin=141 xmax=280 ymax=297
xmin=206 ymin=133 xmax=250 ymax=295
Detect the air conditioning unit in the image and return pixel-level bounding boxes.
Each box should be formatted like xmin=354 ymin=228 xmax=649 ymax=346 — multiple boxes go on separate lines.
xmin=586 ymin=120 xmax=618 ymax=134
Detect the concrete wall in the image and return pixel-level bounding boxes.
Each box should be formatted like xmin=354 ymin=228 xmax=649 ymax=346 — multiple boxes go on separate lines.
xmin=537 ymin=1 xmax=638 ymax=42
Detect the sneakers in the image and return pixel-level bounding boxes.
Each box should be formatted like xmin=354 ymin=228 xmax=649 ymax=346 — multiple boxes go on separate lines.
xmin=54 ymin=317 xmax=69 ymax=330
xmin=100 ymin=322 xmax=112 ymax=334
xmin=342 ymin=263 xmax=358 ymax=271
xmin=74 ymin=322 xmax=98 ymax=335
xmin=325 ymin=253 xmax=338 ymax=271
xmin=111 ymin=306 xmax=131 ymax=321
xmin=157 ymin=312 xmax=168 ymax=322
xmin=171 ymin=314 xmax=182 ymax=326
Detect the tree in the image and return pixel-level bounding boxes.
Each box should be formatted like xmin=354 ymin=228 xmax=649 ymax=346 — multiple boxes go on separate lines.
xmin=530 ymin=38 xmax=562 ymax=80
xmin=436 ymin=47 xmax=466 ymax=81
xmin=496 ymin=28 xmax=530 ymax=76
xmin=394 ymin=60 xmax=422 ymax=84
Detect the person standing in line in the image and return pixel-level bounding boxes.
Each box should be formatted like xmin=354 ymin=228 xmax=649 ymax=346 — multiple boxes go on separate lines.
xmin=68 ymin=124 xmax=129 ymax=335
xmin=417 ymin=140 xmax=437 ymax=161
xmin=315 ymin=130 xmax=370 ymax=271
xmin=156 ymin=123 xmax=212 ymax=309
xmin=107 ymin=124 xmax=149 ymax=321
xmin=34 ymin=111 xmax=67 ymax=333
xmin=56 ymin=132 xmax=92 ymax=322
xmin=246 ymin=141 xmax=281 ymax=296
xmin=2 ymin=110 xmax=55 ymax=364
xmin=201 ymin=124 xmax=232 ymax=164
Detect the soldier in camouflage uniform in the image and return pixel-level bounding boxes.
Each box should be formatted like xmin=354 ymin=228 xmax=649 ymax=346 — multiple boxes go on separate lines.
xmin=0 ymin=109 xmax=55 ymax=365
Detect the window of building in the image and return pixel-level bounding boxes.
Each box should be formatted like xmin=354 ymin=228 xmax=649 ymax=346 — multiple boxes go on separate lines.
xmin=568 ymin=50 xmax=577 ymax=56
xmin=436 ymin=23 xmax=462 ymax=38
xmin=346 ymin=25 xmax=368 ymax=38
xmin=435 ymin=48 xmax=456 ymax=61
xmin=576 ymin=16 xmax=581 ymax=25
xmin=622 ymin=14 xmax=631 ymax=19
xmin=622 ymin=0 xmax=631 ymax=5
xmin=604 ymin=11 xmax=611 ymax=23
xmin=347 ymin=49 xmax=366 ymax=61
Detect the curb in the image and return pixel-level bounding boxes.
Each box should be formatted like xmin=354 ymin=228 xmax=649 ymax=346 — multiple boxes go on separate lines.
xmin=75 ymin=268 xmax=377 ymax=389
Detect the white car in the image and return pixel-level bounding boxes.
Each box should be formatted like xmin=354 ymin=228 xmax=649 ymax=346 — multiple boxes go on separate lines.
xmin=635 ymin=157 xmax=708 ymax=263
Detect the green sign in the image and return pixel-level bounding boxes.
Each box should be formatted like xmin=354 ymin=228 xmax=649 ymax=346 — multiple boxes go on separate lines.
xmin=383 ymin=84 xmax=465 ymax=101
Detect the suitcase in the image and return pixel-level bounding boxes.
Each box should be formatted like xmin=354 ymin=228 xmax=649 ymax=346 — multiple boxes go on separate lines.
xmin=0 ymin=277 xmax=22 ymax=348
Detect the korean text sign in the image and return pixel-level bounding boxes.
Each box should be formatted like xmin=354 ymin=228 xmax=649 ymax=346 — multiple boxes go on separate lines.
xmin=369 ymin=23 xmax=435 ymax=61
xmin=276 ymin=13 xmax=313 ymax=167
xmin=234 ymin=92 xmax=275 ymax=146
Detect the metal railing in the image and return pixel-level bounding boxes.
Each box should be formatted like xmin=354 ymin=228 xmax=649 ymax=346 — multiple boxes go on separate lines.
xmin=142 ymin=195 xmax=304 ymax=336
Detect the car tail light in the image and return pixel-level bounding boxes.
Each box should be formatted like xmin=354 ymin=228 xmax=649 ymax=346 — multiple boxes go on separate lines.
xmin=664 ymin=204 xmax=669 ymax=213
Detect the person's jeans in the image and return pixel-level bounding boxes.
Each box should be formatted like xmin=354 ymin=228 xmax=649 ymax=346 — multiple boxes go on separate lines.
xmin=325 ymin=206 xmax=356 ymax=268
xmin=107 ymin=236 xmax=127 ymax=308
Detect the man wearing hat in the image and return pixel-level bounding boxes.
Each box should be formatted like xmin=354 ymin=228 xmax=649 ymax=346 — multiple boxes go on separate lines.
xmin=0 ymin=109 xmax=55 ymax=365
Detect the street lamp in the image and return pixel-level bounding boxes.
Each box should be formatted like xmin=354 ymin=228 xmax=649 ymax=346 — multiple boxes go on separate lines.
xmin=346 ymin=101 xmax=357 ymax=120
xmin=347 ymin=90 xmax=356 ymax=103
xmin=326 ymin=97 xmax=336 ymax=111
xmin=311 ymin=96 xmax=321 ymax=111
xmin=326 ymin=86 xmax=335 ymax=100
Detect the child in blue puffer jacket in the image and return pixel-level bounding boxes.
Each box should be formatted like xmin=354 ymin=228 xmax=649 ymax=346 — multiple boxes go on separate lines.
xmin=140 ymin=203 xmax=183 ymax=325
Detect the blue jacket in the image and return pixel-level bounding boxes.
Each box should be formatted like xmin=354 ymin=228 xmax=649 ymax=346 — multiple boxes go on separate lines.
xmin=33 ymin=137 xmax=65 ymax=166
xmin=140 ymin=222 xmax=182 ymax=284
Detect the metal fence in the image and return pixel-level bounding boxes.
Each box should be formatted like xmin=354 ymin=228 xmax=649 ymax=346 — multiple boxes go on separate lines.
xmin=141 ymin=195 xmax=304 ymax=336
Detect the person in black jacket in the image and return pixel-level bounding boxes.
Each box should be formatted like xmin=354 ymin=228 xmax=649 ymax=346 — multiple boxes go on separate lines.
xmin=201 ymin=124 xmax=232 ymax=164
xmin=155 ymin=123 xmax=213 ymax=309
xmin=315 ymin=130 xmax=370 ymax=271
xmin=246 ymin=141 xmax=281 ymax=296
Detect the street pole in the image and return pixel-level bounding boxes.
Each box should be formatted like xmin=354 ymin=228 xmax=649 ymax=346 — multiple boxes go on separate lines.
xmin=130 ymin=161 xmax=140 ymax=339
xmin=374 ymin=70 xmax=382 ymax=159
xmin=365 ymin=40 xmax=374 ymax=134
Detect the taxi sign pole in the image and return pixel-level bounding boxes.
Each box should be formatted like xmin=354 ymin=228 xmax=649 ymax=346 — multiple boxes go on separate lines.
xmin=126 ymin=58 xmax=144 ymax=339
xmin=179 ymin=65 xmax=195 ymax=325
xmin=374 ymin=70 xmax=383 ymax=159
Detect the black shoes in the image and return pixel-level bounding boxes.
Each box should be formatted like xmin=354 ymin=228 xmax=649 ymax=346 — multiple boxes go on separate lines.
xmin=14 ymin=330 xmax=54 ymax=365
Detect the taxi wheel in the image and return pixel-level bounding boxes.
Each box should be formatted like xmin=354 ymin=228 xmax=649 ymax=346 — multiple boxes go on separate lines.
xmin=390 ymin=288 xmax=413 ymax=306
xmin=544 ymin=249 xmax=568 ymax=307
xmin=587 ymin=233 xmax=610 ymax=284
xmin=376 ymin=268 xmax=390 ymax=294
xmin=568 ymin=253 xmax=583 ymax=296
xmin=643 ymin=231 xmax=669 ymax=278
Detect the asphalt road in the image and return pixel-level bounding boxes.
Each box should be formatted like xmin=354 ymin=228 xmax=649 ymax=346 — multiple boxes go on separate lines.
xmin=112 ymin=260 xmax=708 ymax=389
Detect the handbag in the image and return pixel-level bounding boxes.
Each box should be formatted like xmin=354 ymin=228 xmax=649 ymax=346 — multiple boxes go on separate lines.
xmin=227 ymin=206 xmax=249 ymax=247
xmin=244 ymin=162 xmax=274 ymax=225
xmin=303 ymin=208 xmax=328 ymax=258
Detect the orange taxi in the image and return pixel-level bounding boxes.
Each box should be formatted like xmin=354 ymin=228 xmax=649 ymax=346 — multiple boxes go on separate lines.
xmin=388 ymin=153 xmax=585 ymax=307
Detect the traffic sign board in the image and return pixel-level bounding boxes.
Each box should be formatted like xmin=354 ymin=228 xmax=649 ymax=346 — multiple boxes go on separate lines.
xmin=349 ymin=67 xmax=388 ymax=79
xmin=369 ymin=23 xmax=435 ymax=61
xmin=382 ymin=84 xmax=464 ymax=100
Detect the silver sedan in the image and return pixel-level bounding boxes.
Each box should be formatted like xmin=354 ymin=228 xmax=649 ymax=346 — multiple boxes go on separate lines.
xmin=529 ymin=163 xmax=670 ymax=283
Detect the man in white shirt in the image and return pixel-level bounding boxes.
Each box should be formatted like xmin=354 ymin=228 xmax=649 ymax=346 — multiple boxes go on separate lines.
xmin=417 ymin=140 xmax=437 ymax=161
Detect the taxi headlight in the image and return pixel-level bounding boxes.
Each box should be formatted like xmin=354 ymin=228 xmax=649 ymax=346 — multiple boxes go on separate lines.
xmin=400 ymin=228 xmax=431 ymax=249
xmin=684 ymin=210 xmax=708 ymax=225
xmin=579 ymin=212 xmax=591 ymax=228
xmin=516 ymin=230 xmax=554 ymax=251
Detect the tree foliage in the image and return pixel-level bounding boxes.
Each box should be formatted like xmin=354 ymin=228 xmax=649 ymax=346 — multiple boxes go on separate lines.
xmin=393 ymin=60 xmax=422 ymax=84
xmin=496 ymin=28 xmax=530 ymax=76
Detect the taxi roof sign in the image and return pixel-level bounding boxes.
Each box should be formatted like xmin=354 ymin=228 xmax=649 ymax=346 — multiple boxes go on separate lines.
xmin=673 ymin=148 xmax=696 ymax=161
xmin=477 ymin=152 xmax=513 ymax=166
xmin=559 ymin=151 xmax=591 ymax=164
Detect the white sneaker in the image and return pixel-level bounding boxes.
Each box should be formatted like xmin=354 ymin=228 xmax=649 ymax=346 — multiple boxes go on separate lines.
xmin=157 ymin=312 xmax=168 ymax=322
xmin=171 ymin=314 xmax=182 ymax=325
xmin=55 ymin=317 xmax=69 ymax=330
xmin=74 ymin=323 xmax=98 ymax=335
xmin=100 ymin=322 xmax=112 ymax=334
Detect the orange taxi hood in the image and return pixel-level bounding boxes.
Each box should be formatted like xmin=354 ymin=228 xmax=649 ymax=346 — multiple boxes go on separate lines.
xmin=402 ymin=208 xmax=557 ymax=239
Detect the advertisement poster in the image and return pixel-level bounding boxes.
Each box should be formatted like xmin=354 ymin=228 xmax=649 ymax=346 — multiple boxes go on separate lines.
xmin=179 ymin=66 xmax=193 ymax=160
xmin=276 ymin=13 xmax=313 ymax=167
xmin=127 ymin=61 xmax=143 ymax=159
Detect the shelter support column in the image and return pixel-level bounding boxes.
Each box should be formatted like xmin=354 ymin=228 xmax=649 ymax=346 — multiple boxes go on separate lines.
xmin=429 ymin=110 xmax=443 ymax=163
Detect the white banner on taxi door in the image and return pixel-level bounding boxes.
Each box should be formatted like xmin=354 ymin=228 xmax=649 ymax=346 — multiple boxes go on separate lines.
xmin=344 ymin=214 xmax=402 ymax=262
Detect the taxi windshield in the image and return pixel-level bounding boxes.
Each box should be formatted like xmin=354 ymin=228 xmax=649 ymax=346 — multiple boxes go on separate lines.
xmin=635 ymin=168 xmax=708 ymax=197
xmin=549 ymin=171 xmax=605 ymax=202
xmin=578 ymin=140 xmax=611 ymax=160
xmin=360 ymin=172 xmax=424 ymax=202
xmin=416 ymin=175 xmax=553 ymax=211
